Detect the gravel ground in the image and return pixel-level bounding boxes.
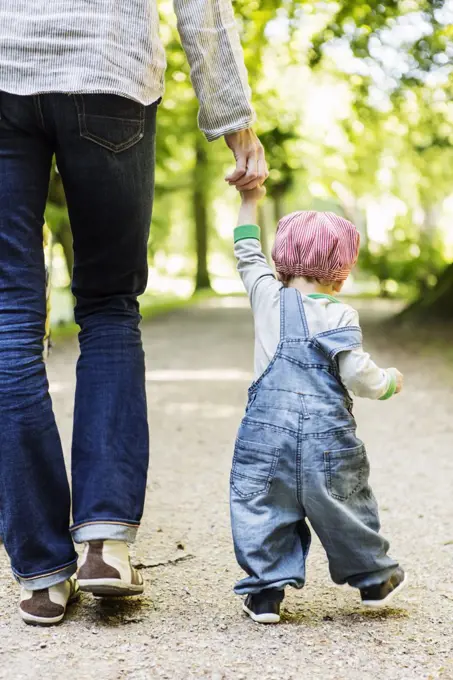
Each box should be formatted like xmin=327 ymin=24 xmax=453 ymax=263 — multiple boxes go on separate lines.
xmin=0 ymin=297 xmax=452 ymax=680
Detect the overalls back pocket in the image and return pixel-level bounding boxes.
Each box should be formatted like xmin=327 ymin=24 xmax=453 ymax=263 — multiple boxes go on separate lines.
xmin=324 ymin=443 xmax=369 ymax=502
xmin=231 ymin=438 xmax=280 ymax=499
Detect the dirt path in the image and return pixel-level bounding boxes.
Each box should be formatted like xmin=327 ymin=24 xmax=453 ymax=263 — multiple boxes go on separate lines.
xmin=1 ymin=298 xmax=452 ymax=680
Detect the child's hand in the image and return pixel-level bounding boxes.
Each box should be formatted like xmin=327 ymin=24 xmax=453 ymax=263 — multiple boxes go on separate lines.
xmin=393 ymin=369 xmax=404 ymax=394
xmin=240 ymin=185 xmax=267 ymax=203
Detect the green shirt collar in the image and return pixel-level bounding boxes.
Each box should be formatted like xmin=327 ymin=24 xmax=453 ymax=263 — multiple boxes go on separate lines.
xmin=307 ymin=293 xmax=340 ymax=304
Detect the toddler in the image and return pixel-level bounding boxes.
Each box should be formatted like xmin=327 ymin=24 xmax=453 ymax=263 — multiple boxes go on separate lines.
xmin=231 ymin=186 xmax=406 ymax=624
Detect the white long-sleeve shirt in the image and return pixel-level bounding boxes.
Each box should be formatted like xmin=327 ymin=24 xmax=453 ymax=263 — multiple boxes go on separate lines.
xmin=234 ymin=231 xmax=396 ymax=400
xmin=0 ymin=0 xmax=254 ymax=141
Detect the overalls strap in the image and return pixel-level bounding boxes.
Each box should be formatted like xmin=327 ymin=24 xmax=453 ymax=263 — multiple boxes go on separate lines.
xmin=280 ymin=288 xmax=310 ymax=341
xmin=313 ymin=326 xmax=363 ymax=361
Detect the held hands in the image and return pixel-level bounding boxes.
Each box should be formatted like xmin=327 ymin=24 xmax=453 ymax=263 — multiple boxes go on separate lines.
xmin=225 ymin=129 xmax=267 ymax=228
xmin=224 ymin=129 xmax=269 ymax=191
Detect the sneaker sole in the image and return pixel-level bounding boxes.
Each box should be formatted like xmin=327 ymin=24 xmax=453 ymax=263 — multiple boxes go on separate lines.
xmin=242 ymin=603 xmax=280 ymax=624
xmin=78 ymin=578 xmax=144 ymax=597
xmin=21 ymin=611 xmax=66 ymax=626
xmin=20 ymin=589 xmax=80 ymax=626
xmin=362 ymin=573 xmax=408 ymax=608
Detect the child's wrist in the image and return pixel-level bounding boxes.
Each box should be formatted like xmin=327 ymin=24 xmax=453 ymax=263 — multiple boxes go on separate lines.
xmin=238 ymin=200 xmax=258 ymax=226
xmin=379 ymin=369 xmax=397 ymax=401
xmin=241 ymin=195 xmax=258 ymax=207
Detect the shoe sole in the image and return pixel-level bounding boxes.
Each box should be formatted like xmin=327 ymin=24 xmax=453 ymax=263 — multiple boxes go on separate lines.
xmin=78 ymin=578 xmax=144 ymax=597
xmin=21 ymin=611 xmax=66 ymax=626
xmin=242 ymin=603 xmax=280 ymax=624
xmin=362 ymin=573 xmax=408 ymax=608
xmin=20 ymin=589 xmax=80 ymax=627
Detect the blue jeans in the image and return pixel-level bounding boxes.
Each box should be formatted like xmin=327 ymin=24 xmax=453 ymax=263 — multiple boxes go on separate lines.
xmin=0 ymin=92 xmax=157 ymax=588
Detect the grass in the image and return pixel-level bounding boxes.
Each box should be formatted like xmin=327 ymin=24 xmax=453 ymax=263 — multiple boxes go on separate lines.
xmin=50 ymin=288 xmax=217 ymax=343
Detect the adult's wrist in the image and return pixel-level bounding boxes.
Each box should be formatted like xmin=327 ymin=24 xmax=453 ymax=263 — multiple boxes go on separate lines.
xmin=204 ymin=120 xmax=253 ymax=142
xmin=224 ymin=124 xmax=252 ymax=140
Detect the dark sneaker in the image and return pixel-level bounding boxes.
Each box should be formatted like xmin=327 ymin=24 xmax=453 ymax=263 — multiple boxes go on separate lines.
xmin=360 ymin=568 xmax=407 ymax=608
xmin=20 ymin=576 xmax=79 ymax=626
xmin=242 ymin=589 xmax=284 ymax=624
xmin=78 ymin=540 xmax=144 ymax=597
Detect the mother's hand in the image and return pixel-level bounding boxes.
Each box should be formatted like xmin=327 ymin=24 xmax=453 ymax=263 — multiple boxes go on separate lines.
xmin=224 ymin=129 xmax=269 ymax=191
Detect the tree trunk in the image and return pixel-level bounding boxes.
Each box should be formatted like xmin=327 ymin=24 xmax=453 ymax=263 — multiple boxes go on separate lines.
xmin=400 ymin=262 xmax=453 ymax=321
xmin=258 ymin=204 xmax=270 ymax=263
xmin=274 ymin=192 xmax=285 ymax=221
xmin=193 ymin=135 xmax=211 ymax=291
xmin=259 ymin=201 xmax=279 ymax=272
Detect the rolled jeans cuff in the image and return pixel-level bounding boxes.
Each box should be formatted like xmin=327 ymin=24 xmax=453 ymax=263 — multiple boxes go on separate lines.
xmin=71 ymin=520 xmax=139 ymax=544
xmin=13 ymin=559 xmax=78 ymax=591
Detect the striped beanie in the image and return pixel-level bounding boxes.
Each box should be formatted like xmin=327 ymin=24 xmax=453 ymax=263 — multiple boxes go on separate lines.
xmin=271 ymin=211 xmax=360 ymax=282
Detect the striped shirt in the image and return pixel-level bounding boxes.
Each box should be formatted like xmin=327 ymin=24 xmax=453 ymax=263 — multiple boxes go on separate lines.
xmin=0 ymin=0 xmax=254 ymax=140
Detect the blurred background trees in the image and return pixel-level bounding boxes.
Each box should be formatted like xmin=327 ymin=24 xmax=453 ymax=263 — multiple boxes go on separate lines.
xmin=46 ymin=0 xmax=453 ymax=324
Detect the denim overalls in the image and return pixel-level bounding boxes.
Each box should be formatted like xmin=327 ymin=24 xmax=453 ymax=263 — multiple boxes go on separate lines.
xmin=230 ymin=287 xmax=398 ymax=595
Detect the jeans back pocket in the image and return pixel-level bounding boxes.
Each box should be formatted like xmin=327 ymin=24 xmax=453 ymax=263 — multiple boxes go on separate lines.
xmin=75 ymin=94 xmax=145 ymax=153
xmin=324 ymin=443 xmax=368 ymax=502
xmin=231 ymin=438 xmax=280 ymax=499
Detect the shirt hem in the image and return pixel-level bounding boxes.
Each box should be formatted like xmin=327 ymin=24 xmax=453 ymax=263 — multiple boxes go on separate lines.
xmin=0 ymin=82 xmax=163 ymax=106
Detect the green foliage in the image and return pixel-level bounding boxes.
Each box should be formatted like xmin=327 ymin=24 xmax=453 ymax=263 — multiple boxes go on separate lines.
xmin=44 ymin=0 xmax=453 ymax=315
xmin=361 ymin=218 xmax=447 ymax=297
xmin=310 ymin=0 xmax=447 ymax=73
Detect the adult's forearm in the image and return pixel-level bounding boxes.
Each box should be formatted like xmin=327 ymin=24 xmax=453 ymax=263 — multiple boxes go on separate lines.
xmin=174 ymin=0 xmax=255 ymax=140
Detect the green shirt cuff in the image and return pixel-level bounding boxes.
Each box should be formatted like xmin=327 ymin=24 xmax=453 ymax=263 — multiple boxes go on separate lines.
xmin=234 ymin=224 xmax=261 ymax=243
xmin=379 ymin=370 xmax=397 ymax=401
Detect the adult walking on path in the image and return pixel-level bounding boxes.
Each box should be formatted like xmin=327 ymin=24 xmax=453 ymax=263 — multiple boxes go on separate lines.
xmin=0 ymin=0 xmax=267 ymax=625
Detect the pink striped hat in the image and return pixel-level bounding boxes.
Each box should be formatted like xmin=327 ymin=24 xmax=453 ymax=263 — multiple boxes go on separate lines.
xmin=272 ymin=211 xmax=360 ymax=282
